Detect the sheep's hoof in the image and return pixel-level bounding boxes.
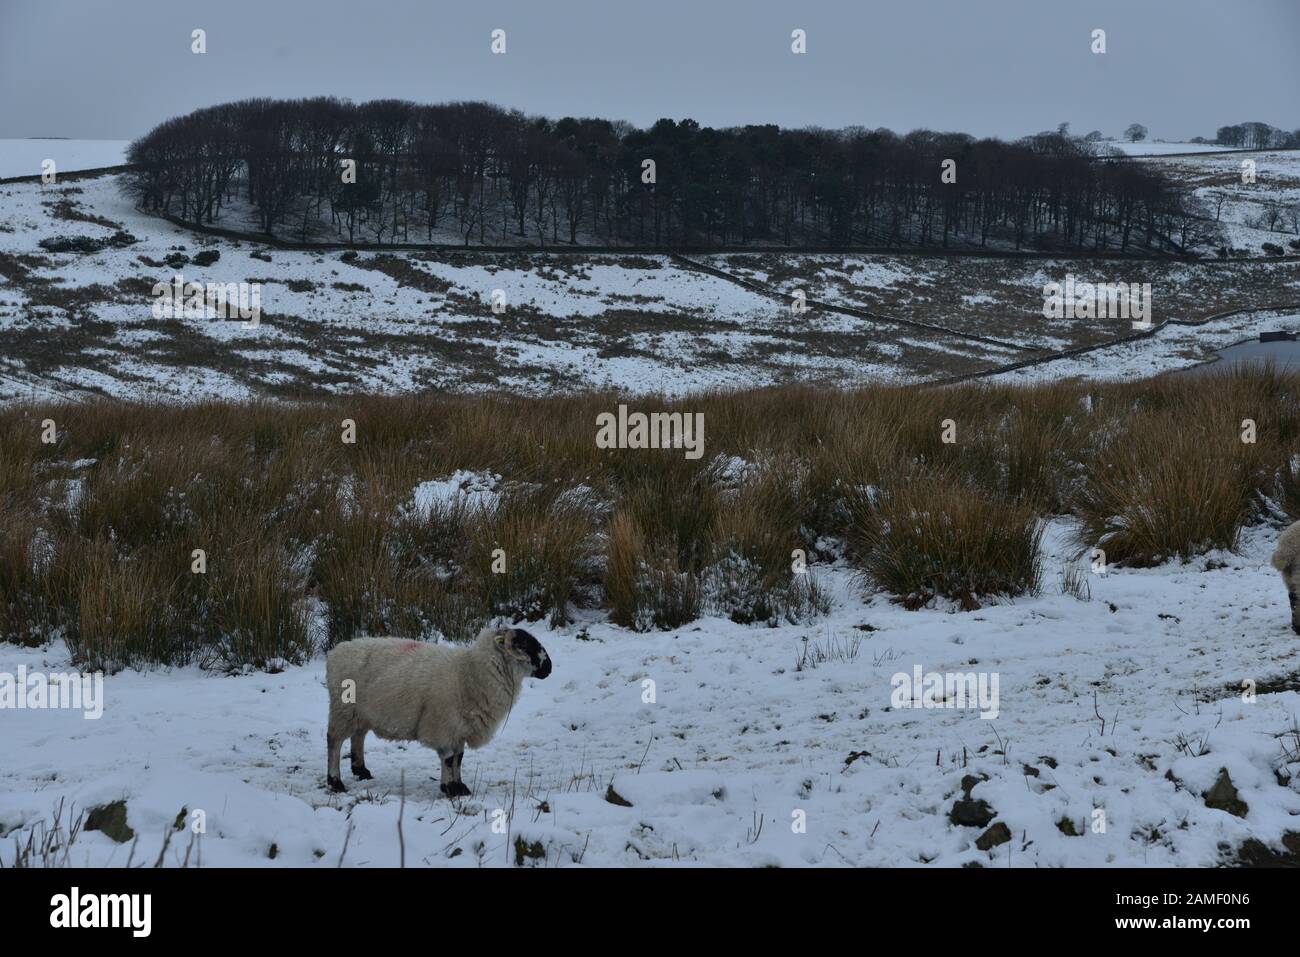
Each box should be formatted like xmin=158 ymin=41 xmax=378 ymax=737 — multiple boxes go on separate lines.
xmin=440 ymin=782 xmax=471 ymax=798
xmin=351 ymin=764 xmax=373 ymax=780
xmin=327 ymin=776 xmax=347 ymax=793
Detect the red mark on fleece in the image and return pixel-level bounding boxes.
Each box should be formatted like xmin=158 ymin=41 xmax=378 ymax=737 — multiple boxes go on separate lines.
xmin=398 ymin=641 xmax=422 ymax=653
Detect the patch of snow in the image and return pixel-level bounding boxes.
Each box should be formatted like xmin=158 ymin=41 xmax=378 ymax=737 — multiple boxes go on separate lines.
xmin=1107 ymin=142 xmax=1237 ymax=156
xmin=407 ymin=471 xmax=501 ymax=519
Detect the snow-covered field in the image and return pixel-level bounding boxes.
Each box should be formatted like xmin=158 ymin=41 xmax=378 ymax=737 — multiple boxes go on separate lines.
xmin=1147 ymin=149 xmax=1300 ymax=257
xmin=1 ymin=173 xmax=985 ymax=400
xmin=0 ymin=139 xmax=129 ymax=179
xmin=705 ymin=254 xmax=1300 ymax=371
xmin=990 ymin=309 xmax=1300 ymax=383
xmin=1106 ymin=141 xmax=1236 ymax=156
xmin=2 ymin=144 xmax=1299 ymax=402
xmin=2 ymin=520 xmax=1298 ymax=868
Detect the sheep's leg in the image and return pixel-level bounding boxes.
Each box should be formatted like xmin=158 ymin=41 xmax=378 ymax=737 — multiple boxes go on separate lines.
xmin=438 ymin=749 xmax=470 ymax=798
xmin=326 ymin=731 xmax=346 ymax=793
xmin=450 ymin=750 xmax=469 ymax=796
xmin=349 ymin=731 xmax=372 ymax=780
xmin=437 ymin=750 xmax=455 ymax=795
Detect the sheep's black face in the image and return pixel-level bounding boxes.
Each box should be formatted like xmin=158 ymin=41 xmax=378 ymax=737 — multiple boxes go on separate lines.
xmin=1290 ymin=592 xmax=1300 ymax=635
xmin=510 ymin=628 xmax=552 ymax=679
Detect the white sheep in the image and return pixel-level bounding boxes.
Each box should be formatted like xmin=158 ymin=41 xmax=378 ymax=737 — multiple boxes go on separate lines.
xmin=1271 ymin=520 xmax=1300 ymax=635
xmin=325 ymin=626 xmax=552 ymax=797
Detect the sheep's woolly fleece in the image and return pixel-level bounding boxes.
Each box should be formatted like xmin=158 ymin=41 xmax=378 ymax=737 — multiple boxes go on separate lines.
xmin=2 ymin=520 xmax=1298 ymax=867
xmin=1271 ymin=519 xmax=1300 ymax=578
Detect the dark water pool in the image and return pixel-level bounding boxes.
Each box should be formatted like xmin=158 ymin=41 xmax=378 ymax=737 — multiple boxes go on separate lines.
xmin=1178 ymin=338 xmax=1300 ymax=376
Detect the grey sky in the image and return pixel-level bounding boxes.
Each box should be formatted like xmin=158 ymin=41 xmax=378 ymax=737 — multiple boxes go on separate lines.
xmin=1 ymin=0 xmax=1296 ymax=142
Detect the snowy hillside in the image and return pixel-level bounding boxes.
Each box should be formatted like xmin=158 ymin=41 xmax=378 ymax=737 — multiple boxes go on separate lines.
xmin=3 ymin=170 xmax=1300 ymax=404
xmin=0 ymin=173 xmax=997 ymax=401
xmin=1146 ymin=149 xmax=1300 ymax=257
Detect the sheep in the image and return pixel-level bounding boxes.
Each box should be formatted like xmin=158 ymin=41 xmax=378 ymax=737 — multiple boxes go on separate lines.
xmin=1271 ymin=520 xmax=1300 ymax=635
xmin=325 ymin=626 xmax=552 ymax=797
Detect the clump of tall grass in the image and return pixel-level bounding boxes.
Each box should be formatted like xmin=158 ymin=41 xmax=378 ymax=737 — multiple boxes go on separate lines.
xmin=1181 ymin=363 xmax=1300 ymax=522
xmin=65 ymin=542 xmax=181 ymax=670
xmin=802 ymin=413 xmax=903 ymax=537
xmin=314 ymin=504 xmax=410 ymax=648
xmin=702 ymin=462 xmax=829 ymax=624
xmin=309 ymin=457 xmax=452 ymax=646
xmin=206 ymin=545 xmax=313 ymax=669
xmin=848 ymin=474 xmax=1044 ymax=610
xmin=391 ymin=578 xmax=486 ymax=644
xmin=0 ymin=408 xmax=46 ymax=513
xmin=603 ymin=463 xmax=720 ymax=631
xmin=605 ymin=511 xmax=700 ymax=631
xmin=387 ymin=495 xmax=487 ymax=642
xmin=316 ymin=480 xmax=598 ymax=644
xmin=996 ymin=393 xmax=1089 ymax=511
xmin=0 ymin=513 xmax=60 ymax=645
xmin=464 ymin=486 xmax=598 ymax=628
xmin=73 ymin=448 xmax=196 ymax=551
xmin=1072 ymin=413 xmax=1260 ymax=566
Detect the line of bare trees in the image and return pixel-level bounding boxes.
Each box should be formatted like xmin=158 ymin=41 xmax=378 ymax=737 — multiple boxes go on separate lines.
xmin=122 ymin=97 xmax=1212 ymax=252
xmin=1212 ymin=121 xmax=1300 ymax=150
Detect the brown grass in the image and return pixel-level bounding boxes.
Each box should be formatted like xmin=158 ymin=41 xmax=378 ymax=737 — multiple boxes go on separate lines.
xmin=848 ymin=474 xmax=1045 ymax=609
xmin=605 ymin=510 xmax=700 ymax=631
xmin=1 ymin=366 xmax=1297 ymax=665
xmin=1072 ymin=408 xmax=1264 ymax=566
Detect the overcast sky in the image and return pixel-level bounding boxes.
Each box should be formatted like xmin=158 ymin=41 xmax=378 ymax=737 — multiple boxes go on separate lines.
xmin=2 ymin=0 xmax=1296 ymax=142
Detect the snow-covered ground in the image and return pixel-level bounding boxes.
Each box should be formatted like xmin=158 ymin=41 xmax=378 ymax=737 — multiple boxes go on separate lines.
xmin=1 ymin=163 xmax=1298 ymax=402
xmin=706 ymin=254 xmax=1300 ymax=376
xmin=3 ymin=520 xmax=1297 ymax=868
xmin=991 ymin=309 xmax=1300 ymax=384
xmin=0 ymin=173 xmax=947 ymax=400
xmin=1145 ymin=149 xmax=1300 ymax=256
xmin=1107 ymin=142 xmax=1236 ymax=156
xmin=0 ymin=139 xmax=129 ymax=179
